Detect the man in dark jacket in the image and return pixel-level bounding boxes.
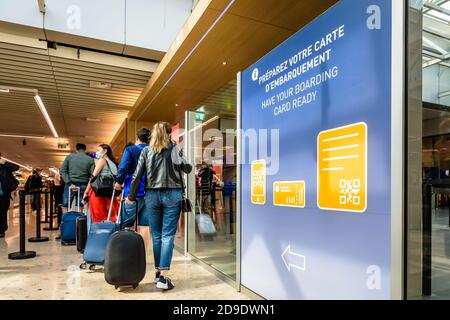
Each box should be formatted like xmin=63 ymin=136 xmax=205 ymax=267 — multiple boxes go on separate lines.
xmin=0 ymin=154 xmax=20 ymax=237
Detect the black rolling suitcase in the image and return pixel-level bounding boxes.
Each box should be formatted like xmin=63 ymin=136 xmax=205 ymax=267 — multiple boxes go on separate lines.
xmin=76 ymin=215 xmax=88 ymax=253
xmin=104 ymin=198 xmax=146 ymax=289
xmin=104 ymin=229 xmax=146 ymax=289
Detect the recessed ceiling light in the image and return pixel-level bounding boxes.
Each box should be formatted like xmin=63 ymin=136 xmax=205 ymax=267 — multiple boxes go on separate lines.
xmin=0 ymin=88 xmax=10 ymax=93
xmin=89 ymin=81 xmax=112 ymax=89
xmin=85 ymin=117 xmax=101 ymax=122
xmin=175 ymin=104 xmax=179 ymax=107
xmin=0 ymin=133 xmax=45 ymax=139
xmin=222 ymin=61 xmax=227 ymax=65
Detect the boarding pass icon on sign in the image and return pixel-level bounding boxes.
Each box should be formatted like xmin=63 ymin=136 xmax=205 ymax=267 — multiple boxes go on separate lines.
xmin=317 ymin=122 xmax=367 ymax=213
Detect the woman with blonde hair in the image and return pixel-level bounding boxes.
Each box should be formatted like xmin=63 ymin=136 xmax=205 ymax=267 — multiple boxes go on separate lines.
xmin=127 ymin=121 xmax=191 ymax=290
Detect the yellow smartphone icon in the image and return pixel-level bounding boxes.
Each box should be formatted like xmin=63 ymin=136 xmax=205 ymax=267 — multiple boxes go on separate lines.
xmin=251 ymin=160 xmax=266 ymax=205
xmin=317 ymin=122 xmax=367 ymax=213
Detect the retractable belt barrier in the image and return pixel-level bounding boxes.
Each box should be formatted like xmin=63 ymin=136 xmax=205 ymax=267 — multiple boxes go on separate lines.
xmin=8 ymin=190 xmax=37 ymax=260
xmin=28 ymin=188 xmax=49 ymax=243
xmin=41 ymin=191 xmax=49 ymax=224
xmin=43 ymin=188 xmax=59 ymax=231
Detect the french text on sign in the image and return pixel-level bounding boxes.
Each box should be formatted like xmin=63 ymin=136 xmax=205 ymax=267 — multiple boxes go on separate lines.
xmin=251 ymin=160 xmax=266 ymax=205
xmin=273 ymin=181 xmax=306 ymax=208
xmin=317 ymin=122 xmax=367 ymax=212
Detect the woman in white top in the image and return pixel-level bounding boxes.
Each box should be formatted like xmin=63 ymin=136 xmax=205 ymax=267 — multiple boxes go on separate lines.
xmin=82 ymin=144 xmax=119 ymax=223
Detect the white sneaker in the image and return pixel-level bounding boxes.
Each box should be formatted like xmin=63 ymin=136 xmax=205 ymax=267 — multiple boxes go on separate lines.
xmin=156 ymin=276 xmax=174 ymax=290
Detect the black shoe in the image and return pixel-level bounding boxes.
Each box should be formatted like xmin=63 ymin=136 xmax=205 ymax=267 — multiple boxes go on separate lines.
xmin=0 ymin=233 xmax=5 ymax=238
xmin=156 ymin=276 xmax=174 ymax=290
xmin=55 ymin=235 xmax=61 ymax=240
xmin=154 ymin=271 xmax=161 ymax=283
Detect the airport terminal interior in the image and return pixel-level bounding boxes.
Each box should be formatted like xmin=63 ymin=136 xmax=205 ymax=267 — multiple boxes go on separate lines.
xmin=0 ymin=0 xmax=450 ymax=300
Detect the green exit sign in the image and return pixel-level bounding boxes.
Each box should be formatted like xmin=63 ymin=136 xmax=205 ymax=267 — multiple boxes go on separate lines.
xmin=195 ymin=113 xmax=205 ymax=121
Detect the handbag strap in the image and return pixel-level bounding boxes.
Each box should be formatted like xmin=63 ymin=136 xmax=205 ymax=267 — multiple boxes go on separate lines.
xmin=177 ymin=164 xmax=186 ymax=198
xmin=104 ymin=158 xmax=117 ymax=176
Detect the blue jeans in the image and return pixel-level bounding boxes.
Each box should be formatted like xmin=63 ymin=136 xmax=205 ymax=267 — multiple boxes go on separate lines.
xmin=145 ymin=188 xmax=182 ymax=270
xmin=62 ymin=183 xmax=87 ymax=209
xmin=122 ymin=197 xmax=148 ymax=227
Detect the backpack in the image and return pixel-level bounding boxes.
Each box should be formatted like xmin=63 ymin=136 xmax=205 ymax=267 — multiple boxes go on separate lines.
xmin=0 ymin=166 xmax=19 ymax=192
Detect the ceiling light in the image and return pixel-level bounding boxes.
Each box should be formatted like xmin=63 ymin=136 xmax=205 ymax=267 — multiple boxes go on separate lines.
xmin=0 ymin=85 xmax=37 ymax=94
xmin=0 ymin=88 xmax=10 ymax=93
xmin=175 ymin=104 xmax=179 ymax=107
xmin=34 ymin=95 xmax=59 ymax=138
xmin=0 ymin=133 xmax=45 ymax=139
xmin=89 ymin=81 xmax=112 ymax=90
xmin=222 ymin=61 xmax=227 ymax=65
xmin=85 ymin=117 xmax=101 ymax=122
xmin=0 ymin=156 xmax=32 ymax=171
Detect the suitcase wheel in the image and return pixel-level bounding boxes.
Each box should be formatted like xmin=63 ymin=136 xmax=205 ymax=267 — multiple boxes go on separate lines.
xmin=133 ymin=284 xmax=138 ymax=289
xmin=114 ymin=285 xmax=119 ymax=290
xmin=89 ymin=264 xmax=96 ymax=271
xmin=79 ymin=262 xmax=87 ymax=270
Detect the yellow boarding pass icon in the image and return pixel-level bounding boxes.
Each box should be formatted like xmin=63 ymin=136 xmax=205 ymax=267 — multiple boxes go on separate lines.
xmin=273 ymin=181 xmax=305 ymax=208
xmin=251 ymin=160 xmax=266 ymax=205
xmin=317 ymin=122 xmax=367 ymax=213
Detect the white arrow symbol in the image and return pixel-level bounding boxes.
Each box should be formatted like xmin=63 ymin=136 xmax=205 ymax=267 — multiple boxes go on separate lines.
xmin=281 ymin=245 xmax=306 ymax=272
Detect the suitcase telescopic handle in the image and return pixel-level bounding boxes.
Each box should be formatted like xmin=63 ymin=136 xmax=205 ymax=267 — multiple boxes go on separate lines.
xmin=114 ymin=190 xmax=125 ymax=226
xmin=106 ymin=189 xmax=123 ymax=222
xmin=68 ymin=185 xmax=81 ymax=212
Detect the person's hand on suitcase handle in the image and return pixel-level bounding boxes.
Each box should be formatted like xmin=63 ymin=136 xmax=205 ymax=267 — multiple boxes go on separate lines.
xmin=82 ymin=192 xmax=89 ymax=205
xmin=114 ymin=183 xmax=122 ymax=191
xmin=125 ymin=198 xmax=135 ymax=205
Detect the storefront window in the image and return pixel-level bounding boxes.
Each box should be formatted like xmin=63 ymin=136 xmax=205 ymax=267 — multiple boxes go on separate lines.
xmin=407 ymin=0 xmax=450 ymax=299
xmin=184 ymin=80 xmax=238 ymax=280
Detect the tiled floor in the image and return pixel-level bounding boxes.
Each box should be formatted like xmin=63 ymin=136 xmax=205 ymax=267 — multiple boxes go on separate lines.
xmin=0 ymin=206 xmax=248 ymax=300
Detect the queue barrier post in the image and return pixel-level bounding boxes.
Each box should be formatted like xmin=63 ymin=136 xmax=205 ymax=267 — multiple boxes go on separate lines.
xmin=8 ymin=190 xmax=37 ymax=259
xmin=41 ymin=191 xmax=49 ymax=223
xmin=28 ymin=189 xmax=49 ymax=243
xmin=44 ymin=188 xmax=59 ymax=231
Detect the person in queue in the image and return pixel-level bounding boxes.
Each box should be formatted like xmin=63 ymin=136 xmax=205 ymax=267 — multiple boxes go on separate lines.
xmin=82 ymin=144 xmax=119 ymax=223
xmin=60 ymin=143 xmax=94 ymax=213
xmin=25 ymin=168 xmax=43 ymax=212
xmin=126 ymin=121 xmax=192 ymax=291
xmin=114 ymin=128 xmax=151 ymax=239
xmin=0 ymin=153 xmax=19 ymax=238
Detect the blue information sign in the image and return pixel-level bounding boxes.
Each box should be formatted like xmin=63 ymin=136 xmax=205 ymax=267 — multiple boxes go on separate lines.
xmin=241 ymin=0 xmax=393 ymax=299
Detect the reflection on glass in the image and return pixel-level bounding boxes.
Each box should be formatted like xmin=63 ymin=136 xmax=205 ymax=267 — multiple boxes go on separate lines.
xmin=413 ymin=0 xmax=450 ymax=298
xmin=189 ymin=115 xmax=237 ymax=280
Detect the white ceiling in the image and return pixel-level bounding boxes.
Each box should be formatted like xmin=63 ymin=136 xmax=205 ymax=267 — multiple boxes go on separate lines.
xmin=0 ymin=40 xmax=154 ymax=172
xmin=423 ymin=0 xmax=450 ymax=67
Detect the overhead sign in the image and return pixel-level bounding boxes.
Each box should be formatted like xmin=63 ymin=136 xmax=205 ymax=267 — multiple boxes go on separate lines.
xmin=195 ymin=113 xmax=205 ymax=121
xmin=240 ymin=0 xmax=396 ymax=299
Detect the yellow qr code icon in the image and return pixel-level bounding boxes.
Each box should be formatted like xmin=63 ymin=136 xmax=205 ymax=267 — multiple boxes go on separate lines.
xmin=317 ymin=122 xmax=367 ymax=212
xmin=251 ymin=160 xmax=266 ymax=205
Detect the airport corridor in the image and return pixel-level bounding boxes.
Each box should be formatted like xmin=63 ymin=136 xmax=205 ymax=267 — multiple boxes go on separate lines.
xmin=0 ymin=206 xmax=247 ymax=300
